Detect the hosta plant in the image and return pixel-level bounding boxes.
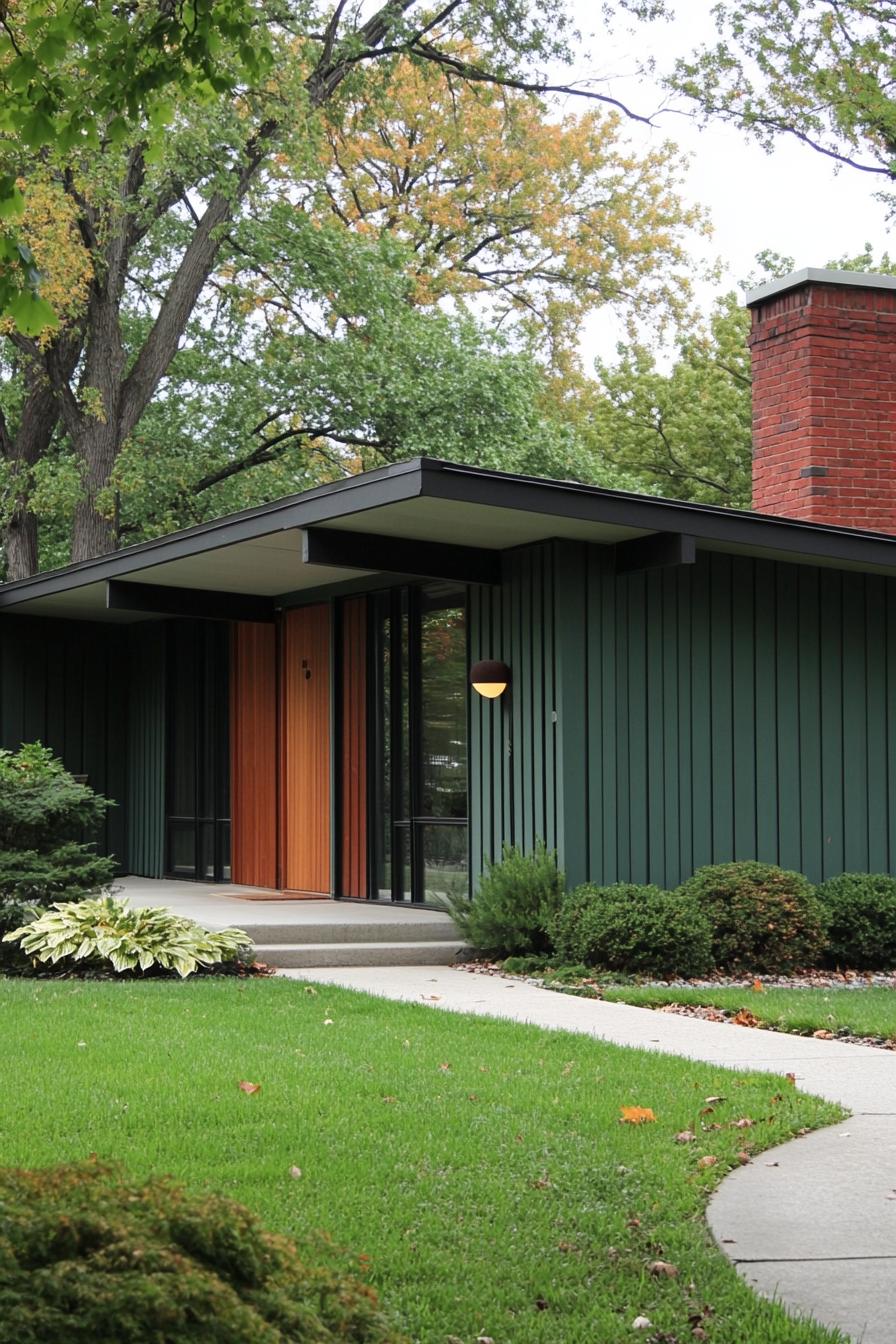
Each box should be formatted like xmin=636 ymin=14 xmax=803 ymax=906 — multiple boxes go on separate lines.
xmin=3 ymin=893 xmax=252 ymax=977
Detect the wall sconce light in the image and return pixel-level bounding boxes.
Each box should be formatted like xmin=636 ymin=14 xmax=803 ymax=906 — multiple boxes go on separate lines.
xmin=470 ymin=659 xmax=511 ymax=699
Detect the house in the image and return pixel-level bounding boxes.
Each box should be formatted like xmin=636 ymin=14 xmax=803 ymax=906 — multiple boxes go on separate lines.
xmin=3 ymin=267 xmax=896 ymax=901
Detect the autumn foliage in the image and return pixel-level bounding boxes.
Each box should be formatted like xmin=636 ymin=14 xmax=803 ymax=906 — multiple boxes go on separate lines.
xmin=0 ymin=1160 xmax=406 ymax=1343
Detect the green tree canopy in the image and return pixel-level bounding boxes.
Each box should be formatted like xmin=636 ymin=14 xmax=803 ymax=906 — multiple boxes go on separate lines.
xmin=0 ymin=2 xmax=706 ymax=579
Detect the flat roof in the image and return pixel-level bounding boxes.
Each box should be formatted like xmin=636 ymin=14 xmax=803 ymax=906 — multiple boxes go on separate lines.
xmin=4 ymin=456 xmax=896 ymax=622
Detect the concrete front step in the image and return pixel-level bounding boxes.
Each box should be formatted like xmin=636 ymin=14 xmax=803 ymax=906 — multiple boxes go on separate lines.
xmin=235 ymin=918 xmax=460 ymax=946
xmin=256 ymin=940 xmax=467 ymax=968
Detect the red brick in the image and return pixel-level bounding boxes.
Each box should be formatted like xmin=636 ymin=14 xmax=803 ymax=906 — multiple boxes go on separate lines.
xmin=749 ymin=277 xmax=896 ymax=532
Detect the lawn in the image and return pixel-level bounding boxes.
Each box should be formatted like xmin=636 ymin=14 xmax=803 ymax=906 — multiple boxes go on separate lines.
xmin=600 ymin=986 xmax=896 ymax=1042
xmin=0 ymin=977 xmax=848 ymax=1344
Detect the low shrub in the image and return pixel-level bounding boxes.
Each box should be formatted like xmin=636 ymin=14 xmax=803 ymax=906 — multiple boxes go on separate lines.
xmin=678 ymin=861 xmax=825 ymax=973
xmin=0 ymin=1159 xmax=405 ymax=1343
xmin=440 ymin=840 xmax=564 ymax=956
xmin=3 ymin=893 xmax=253 ymax=978
xmin=816 ymin=872 xmax=896 ymax=969
xmin=0 ymin=744 xmax=116 ymax=924
xmin=550 ymin=883 xmax=714 ymax=977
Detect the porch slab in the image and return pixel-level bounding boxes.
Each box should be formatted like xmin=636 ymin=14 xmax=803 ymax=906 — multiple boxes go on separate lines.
xmin=116 ymin=876 xmax=452 ymax=930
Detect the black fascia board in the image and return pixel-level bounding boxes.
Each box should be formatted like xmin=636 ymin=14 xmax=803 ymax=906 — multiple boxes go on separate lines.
xmin=417 ymin=459 xmax=896 ymax=572
xmin=303 ymin=526 xmax=502 ymax=585
xmin=106 ymin=580 xmax=275 ymax=623
xmin=0 ymin=457 xmax=426 ymax=608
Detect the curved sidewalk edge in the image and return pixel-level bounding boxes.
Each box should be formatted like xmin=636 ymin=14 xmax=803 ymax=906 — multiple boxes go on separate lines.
xmin=280 ymin=964 xmax=896 ymax=1344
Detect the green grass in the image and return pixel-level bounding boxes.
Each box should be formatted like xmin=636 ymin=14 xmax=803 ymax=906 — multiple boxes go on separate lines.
xmin=0 ymin=977 xmax=848 ymax=1343
xmin=601 ymin=985 xmax=896 ymax=1041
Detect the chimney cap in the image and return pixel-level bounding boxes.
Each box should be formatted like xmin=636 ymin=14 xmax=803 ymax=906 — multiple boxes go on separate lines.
xmin=745 ymin=266 xmax=896 ymax=307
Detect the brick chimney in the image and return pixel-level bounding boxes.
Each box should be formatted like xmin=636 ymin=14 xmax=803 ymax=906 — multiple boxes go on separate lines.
xmin=747 ymin=268 xmax=896 ymax=533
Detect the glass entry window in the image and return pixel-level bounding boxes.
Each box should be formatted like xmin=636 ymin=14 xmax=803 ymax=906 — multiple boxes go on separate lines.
xmin=166 ymin=622 xmax=231 ymax=881
xmin=371 ymin=584 xmax=468 ymax=903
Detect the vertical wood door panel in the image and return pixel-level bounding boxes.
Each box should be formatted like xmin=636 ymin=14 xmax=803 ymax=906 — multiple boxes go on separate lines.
xmin=340 ymin=598 xmax=368 ymax=897
xmin=281 ymin=605 xmax=331 ymax=894
xmin=230 ymin=622 xmax=277 ymax=888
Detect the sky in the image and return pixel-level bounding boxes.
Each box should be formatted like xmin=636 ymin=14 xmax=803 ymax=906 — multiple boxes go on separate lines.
xmin=555 ymin=2 xmax=894 ymax=365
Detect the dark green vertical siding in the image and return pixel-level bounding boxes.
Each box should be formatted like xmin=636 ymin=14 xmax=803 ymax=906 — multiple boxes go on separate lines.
xmin=469 ymin=542 xmax=896 ymax=890
xmin=126 ymin=623 xmax=166 ymax=877
xmin=0 ymin=614 xmax=128 ymax=864
xmin=469 ymin=545 xmax=560 ymax=884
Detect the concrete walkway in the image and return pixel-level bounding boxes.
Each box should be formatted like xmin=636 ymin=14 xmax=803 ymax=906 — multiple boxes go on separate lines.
xmin=281 ymin=964 xmax=896 ymax=1344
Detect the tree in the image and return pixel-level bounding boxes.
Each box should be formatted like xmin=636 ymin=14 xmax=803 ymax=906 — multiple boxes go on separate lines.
xmin=580 ymin=292 xmax=753 ymax=506
xmin=0 ymin=4 xmax=707 ymax=579
xmin=0 ymin=0 xmax=271 ymax=330
xmin=576 ymin=245 xmax=896 ymax=508
xmin=654 ymin=1 xmax=896 ymax=187
xmin=315 ymin=55 xmax=705 ymax=366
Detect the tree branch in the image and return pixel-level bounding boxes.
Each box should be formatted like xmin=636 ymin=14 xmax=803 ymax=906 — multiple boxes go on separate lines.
xmin=119 ymin=117 xmax=279 ymax=439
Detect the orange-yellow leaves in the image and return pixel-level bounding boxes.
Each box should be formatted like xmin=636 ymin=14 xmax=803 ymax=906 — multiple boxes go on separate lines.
xmin=238 ymin=1080 xmax=261 ymax=1094
xmin=310 ymin=49 xmax=704 ymax=351
xmin=619 ymin=1106 xmax=656 ymax=1125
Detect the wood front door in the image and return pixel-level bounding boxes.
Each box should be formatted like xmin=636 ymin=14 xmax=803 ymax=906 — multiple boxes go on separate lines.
xmin=280 ymin=605 xmax=331 ymax=894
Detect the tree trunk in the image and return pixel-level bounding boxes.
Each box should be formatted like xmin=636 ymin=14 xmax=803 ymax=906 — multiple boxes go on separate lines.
xmin=0 ymin=358 xmax=69 ymax=579
xmin=4 ymin=506 xmax=38 ymax=581
xmin=70 ymin=420 xmax=121 ymax=562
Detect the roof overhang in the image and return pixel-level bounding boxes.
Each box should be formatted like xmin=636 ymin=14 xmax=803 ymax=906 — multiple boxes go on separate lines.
xmin=5 ymin=456 xmax=896 ymax=623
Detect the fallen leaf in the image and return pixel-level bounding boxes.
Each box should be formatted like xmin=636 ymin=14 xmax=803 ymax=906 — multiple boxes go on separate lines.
xmin=736 ymin=1150 xmax=751 ymax=1165
xmin=532 ymin=1173 xmax=553 ymax=1189
xmin=303 ymin=985 xmax=317 ymax=996
xmin=704 ymin=1096 xmax=725 ymax=1105
xmin=620 ymin=1105 xmax=656 ymax=1125
xmin=765 ymin=1162 xmax=779 ymax=1168
xmin=732 ymin=1117 xmax=754 ymax=1129
xmin=626 ymin=1216 xmax=641 ymax=1228
xmin=438 ymin=1062 xmax=451 ymax=1072
xmin=693 ymin=1329 xmax=710 ymax=1341
xmin=632 ymin=1317 xmax=652 ymax=1330
xmin=422 ymin=994 xmax=442 ymax=1001
xmin=696 ymin=1155 xmax=718 ymax=1169
xmin=732 ymin=1009 xmax=760 ymax=1028
xmin=323 ymin=1018 xmax=334 ymax=1026
xmin=238 ymin=1080 xmax=261 ymax=1094
xmin=534 ymin=1296 xmax=549 ymax=1311
xmin=752 ymin=978 xmax=764 ymax=992
xmin=381 ymin=1095 xmax=398 ymax=1104
xmin=476 ymin=1337 xmax=495 ymax=1344
xmin=289 ymin=1165 xmax=302 ymax=1179
xmin=813 ymin=1029 xmax=834 ymax=1039
xmin=675 ymin=1130 xmax=696 ymax=1144
xmin=785 ymin=1072 xmax=796 ymax=1085
xmin=648 ymin=1260 xmax=679 ymax=1278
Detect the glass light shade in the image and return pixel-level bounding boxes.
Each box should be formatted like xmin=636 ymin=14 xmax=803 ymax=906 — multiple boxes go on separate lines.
xmin=469 ymin=659 xmax=511 ymax=699
xmin=472 ymin=680 xmax=507 ymax=699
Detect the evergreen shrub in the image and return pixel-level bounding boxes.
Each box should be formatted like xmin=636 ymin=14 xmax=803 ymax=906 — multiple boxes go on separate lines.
xmin=677 ymin=861 xmax=825 ymax=972
xmin=816 ymin=872 xmax=896 ymax=969
xmin=0 ymin=743 xmax=115 ymax=928
xmin=440 ymin=840 xmax=564 ymax=956
xmin=550 ymin=882 xmax=714 ymax=977
xmin=0 ymin=1160 xmax=405 ymax=1342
